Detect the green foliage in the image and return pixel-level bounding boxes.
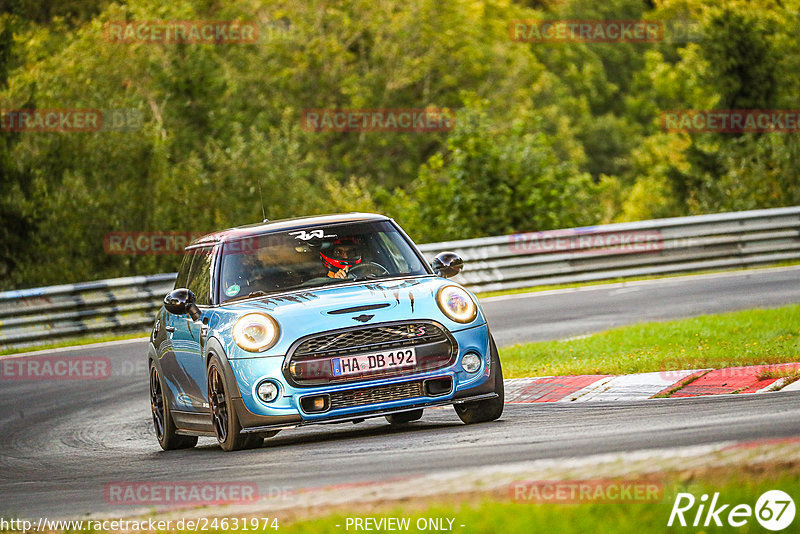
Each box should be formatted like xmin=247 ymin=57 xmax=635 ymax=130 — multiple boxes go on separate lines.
xmin=619 ymin=0 xmax=800 ymax=218
xmin=0 ymin=0 xmax=798 ymax=288
xmin=394 ymin=104 xmax=600 ymax=242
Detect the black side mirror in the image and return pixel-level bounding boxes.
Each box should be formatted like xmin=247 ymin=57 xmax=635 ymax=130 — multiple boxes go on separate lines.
xmin=431 ymin=251 xmax=464 ymax=278
xmin=164 ymin=288 xmax=201 ymax=321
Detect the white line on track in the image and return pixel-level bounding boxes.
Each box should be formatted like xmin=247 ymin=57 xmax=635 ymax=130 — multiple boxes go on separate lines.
xmin=480 ymin=264 xmax=800 ymax=303
xmin=0 ymin=337 xmax=149 ymax=360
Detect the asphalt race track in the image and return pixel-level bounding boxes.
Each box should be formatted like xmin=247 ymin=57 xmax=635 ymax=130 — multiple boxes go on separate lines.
xmin=483 ymin=266 xmax=800 ymax=346
xmin=2 ymin=267 xmax=800 ymax=519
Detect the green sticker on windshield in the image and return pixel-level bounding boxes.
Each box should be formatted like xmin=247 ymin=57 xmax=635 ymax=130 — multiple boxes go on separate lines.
xmin=226 ymin=284 xmax=241 ymax=297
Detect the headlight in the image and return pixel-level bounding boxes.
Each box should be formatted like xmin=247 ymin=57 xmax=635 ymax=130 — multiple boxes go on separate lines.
xmin=233 ymin=313 xmax=279 ymax=352
xmin=436 ymin=285 xmax=477 ymax=323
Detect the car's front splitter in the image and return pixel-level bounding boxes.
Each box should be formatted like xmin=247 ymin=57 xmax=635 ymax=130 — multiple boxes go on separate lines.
xmin=238 ymin=391 xmax=499 ymax=434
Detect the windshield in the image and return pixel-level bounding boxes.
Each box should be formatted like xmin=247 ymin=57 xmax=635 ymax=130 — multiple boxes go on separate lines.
xmin=218 ymin=220 xmax=429 ymax=302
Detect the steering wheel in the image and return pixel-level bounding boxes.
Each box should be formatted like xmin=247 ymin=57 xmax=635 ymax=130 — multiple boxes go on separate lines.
xmin=346 ymin=262 xmax=390 ymax=279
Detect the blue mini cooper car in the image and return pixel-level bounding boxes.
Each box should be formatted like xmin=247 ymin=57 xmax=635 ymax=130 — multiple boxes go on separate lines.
xmin=147 ymin=213 xmax=504 ymax=451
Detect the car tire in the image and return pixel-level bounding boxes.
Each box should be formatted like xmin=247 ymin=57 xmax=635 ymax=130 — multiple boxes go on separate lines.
xmin=454 ymin=336 xmax=504 ymax=424
xmin=207 ymin=354 xmax=263 ymax=452
xmin=385 ymin=409 xmax=423 ymax=425
xmin=150 ymin=364 xmax=198 ymax=451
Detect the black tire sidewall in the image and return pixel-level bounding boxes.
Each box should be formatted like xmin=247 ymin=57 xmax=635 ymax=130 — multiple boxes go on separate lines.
xmin=207 ymin=354 xmax=261 ymax=451
xmin=151 ymin=363 xmax=197 ymax=450
xmin=454 ymin=335 xmax=504 ymax=424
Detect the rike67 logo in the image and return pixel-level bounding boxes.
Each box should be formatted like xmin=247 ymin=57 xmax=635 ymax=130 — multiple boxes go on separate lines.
xmin=669 ymin=490 xmax=795 ymax=531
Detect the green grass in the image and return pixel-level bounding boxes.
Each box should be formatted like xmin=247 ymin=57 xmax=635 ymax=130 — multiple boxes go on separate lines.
xmin=498 ymin=304 xmax=800 ymax=378
xmin=9 ymin=460 xmax=799 ymax=533
xmin=269 ymin=463 xmax=800 ymax=534
xmin=0 ymin=331 xmax=147 ymax=356
xmin=476 ymin=260 xmax=800 ymax=299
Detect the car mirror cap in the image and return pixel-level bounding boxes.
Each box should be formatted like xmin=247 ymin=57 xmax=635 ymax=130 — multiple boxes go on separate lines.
xmin=431 ymin=251 xmax=464 ymax=278
xmin=164 ymin=288 xmax=200 ymax=319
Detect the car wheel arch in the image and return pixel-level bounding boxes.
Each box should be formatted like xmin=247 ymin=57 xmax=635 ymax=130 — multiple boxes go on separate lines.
xmin=203 ymin=337 xmax=243 ymax=401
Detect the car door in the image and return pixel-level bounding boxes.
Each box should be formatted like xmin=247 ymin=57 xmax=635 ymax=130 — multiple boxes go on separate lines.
xmin=159 ymin=251 xmax=196 ymax=412
xmin=169 ymin=245 xmax=215 ymax=411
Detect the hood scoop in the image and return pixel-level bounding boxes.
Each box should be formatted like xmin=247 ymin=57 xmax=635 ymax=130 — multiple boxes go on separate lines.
xmin=326 ymin=303 xmax=392 ymax=315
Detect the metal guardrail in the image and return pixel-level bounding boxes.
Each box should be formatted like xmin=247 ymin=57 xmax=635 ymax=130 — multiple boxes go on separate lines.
xmin=0 ymin=274 xmax=177 ymax=350
xmin=418 ymin=206 xmax=800 ymax=293
xmin=2 ymin=206 xmax=799 ymax=350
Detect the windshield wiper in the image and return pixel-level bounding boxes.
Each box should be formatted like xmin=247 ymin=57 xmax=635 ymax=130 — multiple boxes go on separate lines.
xmin=224 ymin=290 xmax=268 ymax=303
xmin=351 ymin=273 xmax=384 ymax=281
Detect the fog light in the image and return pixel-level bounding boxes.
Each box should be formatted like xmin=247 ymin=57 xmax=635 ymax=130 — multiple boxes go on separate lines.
xmin=300 ymin=394 xmax=330 ymax=413
xmin=462 ymin=353 xmax=482 ymax=373
xmin=257 ymin=381 xmax=279 ymax=403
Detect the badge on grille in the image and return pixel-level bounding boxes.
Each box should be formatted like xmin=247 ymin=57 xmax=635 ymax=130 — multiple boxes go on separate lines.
xmin=409 ymin=325 xmax=426 ymax=337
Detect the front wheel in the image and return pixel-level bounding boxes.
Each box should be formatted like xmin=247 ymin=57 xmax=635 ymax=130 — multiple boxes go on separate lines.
xmin=207 ymin=355 xmax=263 ymax=452
xmin=150 ymin=364 xmax=197 ymax=451
xmin=454 ymin=338 xmax=504 ymax=424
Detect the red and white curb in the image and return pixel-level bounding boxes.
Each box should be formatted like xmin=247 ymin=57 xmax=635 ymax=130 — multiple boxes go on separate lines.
xmin=504 ymin=363 xmax=800 ymax=402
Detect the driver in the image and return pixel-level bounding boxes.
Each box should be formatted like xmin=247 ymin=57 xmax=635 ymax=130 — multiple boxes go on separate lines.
xmin=320 ymin=236 xmax=363 ymax=279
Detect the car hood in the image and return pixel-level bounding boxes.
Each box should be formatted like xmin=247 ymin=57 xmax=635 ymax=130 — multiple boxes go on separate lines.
xmin=211 ymin=276 xmax=485 ymax=358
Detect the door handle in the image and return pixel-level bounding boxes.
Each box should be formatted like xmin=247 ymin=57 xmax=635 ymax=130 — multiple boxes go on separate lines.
xmin=165 ymin=326 xmax=176 ymax=333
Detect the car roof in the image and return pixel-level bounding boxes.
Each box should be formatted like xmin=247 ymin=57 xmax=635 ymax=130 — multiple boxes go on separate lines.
xmin=187 ymin=212 xmax=391 ymax=248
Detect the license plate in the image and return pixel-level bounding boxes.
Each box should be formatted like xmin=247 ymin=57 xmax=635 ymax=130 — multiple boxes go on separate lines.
xmin=331 ymin=348 xmax=417 ymax=377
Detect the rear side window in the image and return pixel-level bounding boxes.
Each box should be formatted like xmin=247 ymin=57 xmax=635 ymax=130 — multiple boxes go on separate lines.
xmin=186 ymin=247 xmax=214 ymax=305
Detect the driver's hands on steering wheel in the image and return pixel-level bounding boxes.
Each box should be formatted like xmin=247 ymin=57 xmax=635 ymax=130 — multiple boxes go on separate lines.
xmin=331 ymin=267 xmax=349 ymax=279
xmin=329 ymin=262 xmax=389 ymax=280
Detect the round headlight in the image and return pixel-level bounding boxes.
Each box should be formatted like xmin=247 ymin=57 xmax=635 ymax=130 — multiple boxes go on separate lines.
xmin=233 ymin=313 xmax=279 ymax=352
xmin=462 ymin=353 xmax=482 ymax=373
xmin=256 ymin=381 xmax=279 ymax=403
xmin=436 ymin=285 xmax=478 ymax=323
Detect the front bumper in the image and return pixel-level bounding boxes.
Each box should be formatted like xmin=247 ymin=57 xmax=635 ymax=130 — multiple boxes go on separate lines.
xmin=238 ymin=392 xmax=499 ymax=433
xmin=227 ymin=322 xmax=495 ymax=433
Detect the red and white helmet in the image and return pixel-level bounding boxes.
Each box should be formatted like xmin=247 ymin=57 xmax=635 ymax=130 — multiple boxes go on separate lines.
xmin=320 ymin=236 xmax=363 ymax=271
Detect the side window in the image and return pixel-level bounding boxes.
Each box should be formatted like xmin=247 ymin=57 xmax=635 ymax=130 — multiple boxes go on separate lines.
xmin=174 ymin=251 xmax=194 ymax=290
xmin=186 ymin=247 xmax=214 ymax=306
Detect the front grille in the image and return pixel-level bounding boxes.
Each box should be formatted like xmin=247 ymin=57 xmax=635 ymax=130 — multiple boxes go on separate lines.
xmin=327 ymin=380 xmax=424 ymax=410
xmin=286 ymin=321 xmax=457 ymax=386
xmin=294 ymin=322 xmax=446 ymax=357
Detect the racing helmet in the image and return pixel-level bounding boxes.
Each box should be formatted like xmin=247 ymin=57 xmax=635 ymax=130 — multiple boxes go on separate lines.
xmin=320 ymin=236 xmax=363 ymax=272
